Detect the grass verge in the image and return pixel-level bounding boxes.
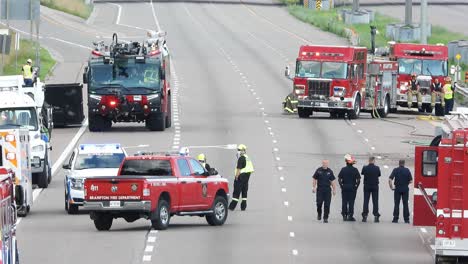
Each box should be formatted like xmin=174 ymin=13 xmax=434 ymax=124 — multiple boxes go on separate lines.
xmin=41 ymin=0 xmax=93 ymax=19
xmin=3 ymin=39 xmax=55 ymax=81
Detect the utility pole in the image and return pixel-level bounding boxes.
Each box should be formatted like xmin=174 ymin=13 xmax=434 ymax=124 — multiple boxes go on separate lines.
xmin=352 ymin=0 xmax=360 ymax=12
xmin=420 ymin=0 xmax=428 ymax=44
xmin=405 ymin=0 xmax=412 ymax=26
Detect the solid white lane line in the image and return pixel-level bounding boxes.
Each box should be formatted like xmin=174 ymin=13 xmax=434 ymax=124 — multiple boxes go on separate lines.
xmin=150 ymin=0 xmax=162 ymax=31
xmin=48 ymin=37 xmax=91 ymax=50
xmin=147 ymin=236 xmax=157 ymax=243
xmin=112 ymin=3 xmax=122 ymax=24
xmin=32 ymin=188 xmax=43 ymax=201
xmin=51 ymin=118 xmax=89 ymax=175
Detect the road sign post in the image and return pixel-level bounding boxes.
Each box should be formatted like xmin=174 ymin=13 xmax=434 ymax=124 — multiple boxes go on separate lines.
xmin=456 ymin=53 xmax=462 ymax=83
xmin=316 ymin=0 xmax=321 ymax=10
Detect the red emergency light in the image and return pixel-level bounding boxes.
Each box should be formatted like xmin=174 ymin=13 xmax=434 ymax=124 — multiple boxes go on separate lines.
xmin=92 ymin=50 xmax=103 ymax=57
xmin=148 ymin=50 xmax=161 ymax=57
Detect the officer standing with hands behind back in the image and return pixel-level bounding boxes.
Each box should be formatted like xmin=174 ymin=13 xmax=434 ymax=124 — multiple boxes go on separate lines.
xmin=312 ymin=160 xmax=337 ymax=223
xmin=389 ymin=160 xmax=413 ymax=224
xmin=338 ymin=154 xmax=361 ymax=222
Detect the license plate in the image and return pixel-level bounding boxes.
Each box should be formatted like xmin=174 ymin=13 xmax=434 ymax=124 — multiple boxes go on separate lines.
xmin=320 ymin=103 xmax=328 ymax=107
xmin=109 ymin=201 xmax=120 ymax=207
xmin=134 ymin=95 xmax=142 ymax=101
xmin=443 ymin=240 xmax=456 ymax=247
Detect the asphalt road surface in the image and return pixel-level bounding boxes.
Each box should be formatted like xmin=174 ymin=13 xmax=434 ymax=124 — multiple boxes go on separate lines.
xmin=8 ymin=1 xmax=442 ymax=263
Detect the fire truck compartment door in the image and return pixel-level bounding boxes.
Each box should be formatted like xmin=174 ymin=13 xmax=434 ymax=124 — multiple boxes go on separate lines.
xmin=413 ymin=146 xmax=438 ymax=226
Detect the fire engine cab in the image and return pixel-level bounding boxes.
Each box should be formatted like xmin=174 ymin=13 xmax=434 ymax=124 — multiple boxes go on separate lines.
xmin=387 ymin=42 xmax=448 ymax=115
xmin=413 ymin=108 xmax=468 ymax=263
xmin=0 ymin=167 xmax=20 ymax=264
xmin=291 ymin=45 xmax=398 ymax=119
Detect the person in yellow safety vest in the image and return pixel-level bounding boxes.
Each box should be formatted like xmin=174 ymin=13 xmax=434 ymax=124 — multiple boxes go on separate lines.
xmin=443 ymin=76 xmax=454 ymax=115
xmin=407 ymin=73 xmax=422 ymax=109
xmin=22 ymin=59 xmax=33 ymax=87
xmin=229 ymin=144 xmax=254 ymax=211
xmin=283 ymin=92 xmax=298 ymax=113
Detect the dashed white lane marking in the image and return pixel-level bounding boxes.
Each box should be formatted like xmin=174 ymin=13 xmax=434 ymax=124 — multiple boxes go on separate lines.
xmin=273 ymin=140 xmax=278 ymax=144
xmin=352 ymin=122 xmax=356 ymax=126
xmin=420 ymin=228 xmax=427 ymax=233
xmin=284 ymin=201 xmax=289 ymax=207
xmin=150 ymin=230 xmax=158 ymax=235
xmin=277 ymin=166 xmax=283 ymax=171
xmin=280 ymin=176 xmax=285 ymax=181
xmin=357 ymin=130 xmax=363 ymax=133
xmin=364 ymin=138 xmax=369 ymax=142
xmin=273 ymin=148 xmax=279 ymax=152
xmin=371 ymin=147 xmax=376 ymax=150
xmin=289 ymin=232 xmax=295 ymax=238
xmin=292 ymin=249 xmax=299 ymax=256
xmin=265 ymin=120 xmax=270 ymax=124
xmin=281 ymin=188 xmax=287 ymax=193
xmin=377 ymin=156 xmax=382 ymax=159
xmin=288 ymin=216 xmax=293 ymax=221
xmin=142 ymin=255 xmax=152 ymax=262
xmin=276 ymin=157 xmax=281 ymax=161
xmin=384 ymin=165 xmax=389 ymax=169
xmin=147 ymin=236 xmax=157 ymax=243
xmin=145 ymin=245 xmax=154 ymax=252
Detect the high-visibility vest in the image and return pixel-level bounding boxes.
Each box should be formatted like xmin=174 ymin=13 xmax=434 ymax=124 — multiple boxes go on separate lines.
xmin=239 ymin=154 xmax=254 ymax=174
xmin=444 ymin=84 xmax=453 ymax=100
xmin=22 ymin=64 xmax=32 ymax=79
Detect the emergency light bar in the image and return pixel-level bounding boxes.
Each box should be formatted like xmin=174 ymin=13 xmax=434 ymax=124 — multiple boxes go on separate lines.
xmin=301 ymin=52 xmax=344 ymax=57
xmin=79 ymin=144 xmax=122 ymax=154
xmin=134 ymin=151 xmax=180 ymax=157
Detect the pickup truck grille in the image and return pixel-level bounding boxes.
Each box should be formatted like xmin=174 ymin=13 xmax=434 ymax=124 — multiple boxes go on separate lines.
xmin=308 ymin=80 xmax=331 ymax=98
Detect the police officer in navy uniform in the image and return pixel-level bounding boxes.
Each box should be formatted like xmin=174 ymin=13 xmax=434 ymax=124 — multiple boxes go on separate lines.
xmin=312 ymin=160 xmax=337 ymax=223
xmin=338 ymin=154 xmax=361 ymax=221
xmin=389 ymin=159 xmax=413 ymax=224
xmin=361 ymin=156 xmax=381 ymax=223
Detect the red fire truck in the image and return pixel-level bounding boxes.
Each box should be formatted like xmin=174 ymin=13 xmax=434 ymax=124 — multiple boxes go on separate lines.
xmin=413 ymin=108 xmax=468 ymax=263
xmin=387 ymin=42 xmax=448 ymax=115
xmin=0 ymin=167 xmax=20 ymax=264
xmin=292 ymin=45 xmax=398 ymax=119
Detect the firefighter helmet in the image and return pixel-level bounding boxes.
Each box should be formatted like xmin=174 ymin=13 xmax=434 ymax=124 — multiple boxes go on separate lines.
xmin=197 ymin=153 xmax=206 ymax=162
xmin=237 ymin=144 xmax=247 ymax=151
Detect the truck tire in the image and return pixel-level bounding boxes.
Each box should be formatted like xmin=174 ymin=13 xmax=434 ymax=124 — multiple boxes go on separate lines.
xmin=206 ymin=196 xmax=228 ymax=226
xmin=151 ymin=199 xmax=170 ymax=230
xmin=298 ymin=107 xmax=311 ymax=118
xmin=165 ymin=95 xmax=172 ymax=128
xmin=146 ymin=113 xmax=166 ymax=131
xmin=377 ymin=96 xmax=390 ymax=118
xmin=65 ymin=191 xmax=79 ymax=215
xmin=14 ymin=240 xmax=19 ymax=264
xmin=89 ymin=115 xmax=111 ymax=132
xmin=93 ymin=214 xmax=113 ymax=231
xmin=37 ymin=158 xmax=49 ymax=188
xmin=348 ymin=96 xmax=361 ymax=119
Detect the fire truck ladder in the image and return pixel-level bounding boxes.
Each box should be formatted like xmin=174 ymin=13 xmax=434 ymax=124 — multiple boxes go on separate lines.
xmin=448 ymin=129 xmax=467 ymax=239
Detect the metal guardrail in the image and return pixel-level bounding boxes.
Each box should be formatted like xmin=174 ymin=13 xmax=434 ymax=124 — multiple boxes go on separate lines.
xmin=455 ymin=83 xmax=468 ymax=107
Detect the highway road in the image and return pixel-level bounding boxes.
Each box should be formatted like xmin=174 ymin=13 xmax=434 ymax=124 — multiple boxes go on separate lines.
xmin=8 ymin=0 xmax=441 ymax=263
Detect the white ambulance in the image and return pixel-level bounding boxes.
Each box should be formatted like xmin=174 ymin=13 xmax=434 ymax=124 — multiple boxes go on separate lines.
xmin=0 ymin=127 xmax=33 ymax=217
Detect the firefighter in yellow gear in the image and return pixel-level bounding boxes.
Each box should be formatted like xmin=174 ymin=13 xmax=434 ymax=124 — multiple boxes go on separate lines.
xmin=283 ymin=92 xmax=298 ymax=113
xmin=443 ymin=77 xmax=454 ymax=115
xmin=22 ymin=59 xmax=33 ymax=87
xmin=229 ymin=144 xmax=254 ymax=211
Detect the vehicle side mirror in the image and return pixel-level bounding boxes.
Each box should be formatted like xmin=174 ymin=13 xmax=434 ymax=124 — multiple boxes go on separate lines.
xmin=62 ymin=164 xmax=71 ymax=170
xmin=432 ymin=192 xmax=438 ymax=205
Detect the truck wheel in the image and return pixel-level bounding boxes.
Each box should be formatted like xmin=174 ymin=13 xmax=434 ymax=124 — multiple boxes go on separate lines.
xmin=377 ymin=97 xmax=390 ymax=118
xmin=151 ymin=199 xmax=170 ymax=230
xmin=165 ymin=95 xmax=172 ymax=128
xmin=348 ymin=96 xmax=361 ymax=119
xmin=206 ymin=196 xmax=228 ymax=226
xmin=36 ymin=159 xmax=49 ymax=188
xmin=389 ymin=107 xmax=397 ymax=113
xmin=89 ymin=115 xmax=111 ymax=132
xmin=146 ymin=113 xmax=166 ymax=131
xmin=298 ymin=107 xmax=311 ymax=118
xmin=47 ymin=160 xmax=52 ymax=184
xmin=93 ymin=214 xmax=113 ymax=231
xmin=65 ymin=192 xmax=79 ymax=214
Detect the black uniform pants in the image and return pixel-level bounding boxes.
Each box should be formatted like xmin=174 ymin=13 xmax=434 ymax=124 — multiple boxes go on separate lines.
xmin=393 ymin=190 xmax=410 ymax=221
xmin=362 ymin=185 xmax=379 ymax=217
xmin=316 ymin=188 xmax=332 ymax=219
xmin=341 ymin=190 xmax=356 ymax=217
xmin=229 ymin=173 xmax=250 ymax=210
xmin=445 ymin=98 xmax=454 ymax=115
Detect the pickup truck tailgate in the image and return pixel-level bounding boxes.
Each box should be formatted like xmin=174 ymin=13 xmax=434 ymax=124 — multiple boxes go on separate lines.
xmin=85 ymin=177 xmax=145 ymax=201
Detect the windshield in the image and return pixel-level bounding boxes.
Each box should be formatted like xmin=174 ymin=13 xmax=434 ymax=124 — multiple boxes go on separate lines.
xmin=89 ymin=58 xmax=161 ymax=92
xmin=0 ymin=108 xmax=38 ymax=130
xmin=398 ymin=58 xmax=447 ymax=76
xmin=296 ymin=61 xmax=347 ymax=79
xmin=74 ymin=153 xmax=125 ymax=170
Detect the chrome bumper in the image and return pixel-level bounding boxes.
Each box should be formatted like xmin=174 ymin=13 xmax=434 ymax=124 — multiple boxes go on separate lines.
xmin=84 ymin=201 xmax=151 ymax=212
